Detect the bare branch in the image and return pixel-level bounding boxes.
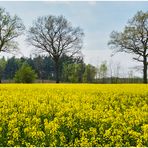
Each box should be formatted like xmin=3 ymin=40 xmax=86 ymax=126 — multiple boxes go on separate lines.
xmin=0 ymin=8 xmax=25 ymax=54
xmin=108 ymin=10 xmax=148 ymax=83
xmin=27 ymin=15 xmax=84 ymax=83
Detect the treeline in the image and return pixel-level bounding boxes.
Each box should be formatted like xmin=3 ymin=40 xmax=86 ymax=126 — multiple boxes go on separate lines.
xmin=0 ymin=55 xmax=96 ymax=83
xmin=0 ymin=55 xmax=142 ymax=83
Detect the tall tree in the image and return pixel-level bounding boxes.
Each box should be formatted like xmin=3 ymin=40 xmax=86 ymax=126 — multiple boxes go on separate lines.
xmin=62 ymin=63 xmax=84 ymax=83
xmin=108 ymin=11 xmax=148 ymax=83
xmin=4 ymin=57 xmax=19 ymax=80
xmin=83 ymin=64 xmax=96 ymax=83
xmin=27 ymin=15 xmax=84 ymax=83
xmin=0 ymin=56 xmax=6 ymax=83
xmin=61 ymin=55 xmax=84 ymax=82
xmin=0 ymin=7 xmax=24 ymax=82
xmin=0 ymin=7 xmax=25 ymax=53
xmin=98 ymin=61 xmax=108 ymax=83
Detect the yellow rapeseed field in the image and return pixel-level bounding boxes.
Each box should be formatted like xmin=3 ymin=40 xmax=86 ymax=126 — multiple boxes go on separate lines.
xmin=0 ymin=84 xmax=148 ymax=147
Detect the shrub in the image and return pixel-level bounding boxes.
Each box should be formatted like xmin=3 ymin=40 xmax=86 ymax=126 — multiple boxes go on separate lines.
xmin=14 ymin=63 xmax=37 ymax=83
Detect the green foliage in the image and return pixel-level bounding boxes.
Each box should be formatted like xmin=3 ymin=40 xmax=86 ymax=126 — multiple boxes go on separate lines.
xmin=97 ymin=61 xmax=108 ymax=83
xmin=62 ymin=64 xmax=84 ymax=83
xmin=83 ymin=64 xmax=96 ymax=83
xmin=1 ymin=55 xmax=85 ymax=82
xmin=98 ymin=61 xmax=108 ymax=79
xmin=0 ymin=57 xmax=6 ymax=81
xmin=62 ymin=63 xmax=97 ymax=83
xmin=4 ymin=57 xmax=20 ymax=80
xmin=14 ymin=63 xmax=37 ymax=83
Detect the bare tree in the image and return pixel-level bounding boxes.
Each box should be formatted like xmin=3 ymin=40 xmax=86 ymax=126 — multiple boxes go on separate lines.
xmin=114 ymin=62 xmax=121 ymax=83
xmin=108 ymin=60 xmax=114 ymax=83
xmin=108 ymin=60 xmax=121 ymax=83
xmin=0 ymin=7 xmax=25 ymax=54
xmin=108 ymin=11 xmax=148 ymax=83
xmin=27 ymin=15 xmax=84 ymax=83
xmin=98 ymin=61 xmax=108 ymax=83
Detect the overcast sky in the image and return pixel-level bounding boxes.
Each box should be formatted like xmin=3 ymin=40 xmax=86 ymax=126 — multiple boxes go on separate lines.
xmin=0 ymin=1 xmax=148 ymax=77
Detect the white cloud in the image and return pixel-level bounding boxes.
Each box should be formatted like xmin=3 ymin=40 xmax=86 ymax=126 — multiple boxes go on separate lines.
xmin=42 ymin=1 xmax=71 ymax=5
xmin=87 ymin=1 xmax=97 ymax=6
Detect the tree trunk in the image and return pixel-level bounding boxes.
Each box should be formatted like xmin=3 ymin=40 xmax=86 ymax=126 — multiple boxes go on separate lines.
xmin=0 ymin=74 xmax=1 ymax=83
xmin=55 ymin=61 xmax=60 ymax=83
xmin=143 ymin=56 xmax=147 ymax=84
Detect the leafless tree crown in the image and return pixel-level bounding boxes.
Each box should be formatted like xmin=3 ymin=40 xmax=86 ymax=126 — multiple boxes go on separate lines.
xmin=0 ymin=8 xmax=25 ymax=53
xmin=27 ymin=15 xmax=84 ymax=60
